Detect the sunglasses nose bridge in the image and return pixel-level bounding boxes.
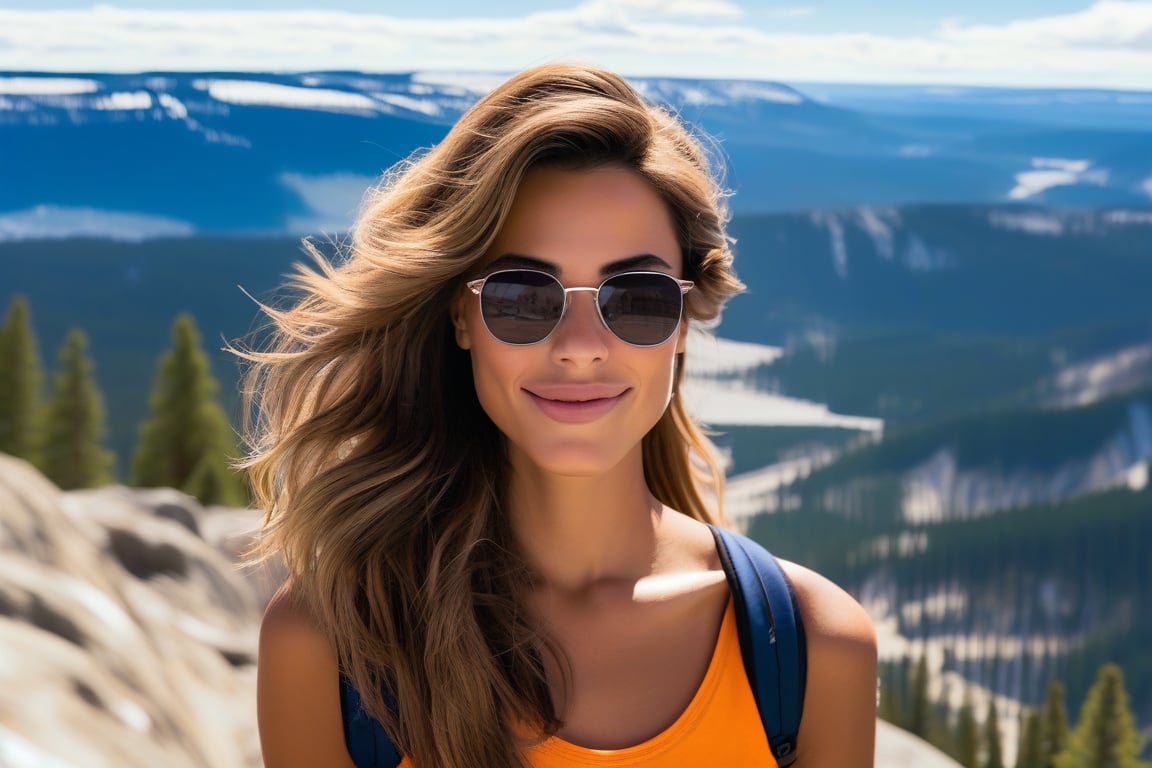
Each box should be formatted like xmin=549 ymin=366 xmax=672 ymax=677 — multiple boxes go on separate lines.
xmin=557 ymin=285 xmax=608 ymax=332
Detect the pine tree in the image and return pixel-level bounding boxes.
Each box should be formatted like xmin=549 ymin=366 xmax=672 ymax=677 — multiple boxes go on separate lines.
xmin=956 ymin=690 xmax=980 ymax=768
xmin=133 ymin=314 xmax=245 ymax=506
xmin=1016 ymin=709 xmax=1044 ymax=768
xmin=985 ymin=697 xmax=1005 ymax=768
xmin=0 ymin=296 xmax=45 ymax=462
xmin=909 ymin=653 xmax=932 ymax=738
xmin=42 ymin=329 xmax=114 ymax=489
xmin=1042 ymin=680 xmax=1070 ymax=768
xmin=1054 ymin=664 xmax=1150 ymax=768
xmin=879 ymin=661 xmax=903 ymax=723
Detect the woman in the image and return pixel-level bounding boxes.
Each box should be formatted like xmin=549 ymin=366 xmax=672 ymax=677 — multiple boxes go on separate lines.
xmin=249 ymin=64 xmax=877 ymax=767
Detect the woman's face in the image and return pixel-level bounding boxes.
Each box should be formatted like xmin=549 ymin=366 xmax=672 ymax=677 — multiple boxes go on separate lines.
xmin=454 ymin=165 xmax=687 ymax=479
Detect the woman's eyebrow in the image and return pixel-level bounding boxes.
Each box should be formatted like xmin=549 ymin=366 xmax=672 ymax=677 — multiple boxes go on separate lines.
xmin=600 ymin=254 xmax=672 ymax=275
xmin=484 ymin=253 xmax=557 ymax=274
xmin=483 ymin=252 xmax=673 ymax=276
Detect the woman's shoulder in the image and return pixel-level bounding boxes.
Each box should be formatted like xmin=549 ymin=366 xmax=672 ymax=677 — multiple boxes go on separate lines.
xmin=261 ymin=583 xmax=331 ymax=653
xmin=778 ymin=558 xmax=878 ymax=767
xmin=778 ymin=558 xmax=877 ymax=655
xmin=260 ymin=583 xmax=343 ymax=682
xmin=258 ymin=583 xmax=356 ymax=767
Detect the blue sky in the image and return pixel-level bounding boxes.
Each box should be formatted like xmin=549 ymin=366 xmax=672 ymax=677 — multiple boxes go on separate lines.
xmin=1 ymin=1 xmax=1150 ymax=88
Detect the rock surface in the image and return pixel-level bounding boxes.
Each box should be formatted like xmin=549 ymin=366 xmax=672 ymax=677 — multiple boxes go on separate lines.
xmin=0 ymin=454 xmax=272 ymax=768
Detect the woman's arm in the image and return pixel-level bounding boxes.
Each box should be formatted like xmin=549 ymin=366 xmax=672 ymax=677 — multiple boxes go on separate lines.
xmin=257 ymin=584 xmax=357 ymax=768
xmin=782 ymin=561 xmax=879 ymax=768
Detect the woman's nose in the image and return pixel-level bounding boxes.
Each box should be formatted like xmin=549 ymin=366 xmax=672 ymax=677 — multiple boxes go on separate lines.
xmin=549 ymin=291 xmax=609 ymax=366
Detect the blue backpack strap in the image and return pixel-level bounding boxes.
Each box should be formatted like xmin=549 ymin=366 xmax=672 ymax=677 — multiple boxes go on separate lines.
xmin=709 ymin=524 xmax=807 ymax=767
xmin=339 ymin=675 xmax=403 ymax=768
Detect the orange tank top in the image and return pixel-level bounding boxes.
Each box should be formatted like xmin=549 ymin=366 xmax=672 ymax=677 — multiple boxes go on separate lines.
xmin=397 ymin=598 xmax=777 ymax=767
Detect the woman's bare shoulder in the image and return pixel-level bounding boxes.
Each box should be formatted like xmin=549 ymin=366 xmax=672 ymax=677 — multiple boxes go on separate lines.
xmin=779 ymin=559 xmax=878 ymax=767
xmin=778 ymin=559 xmax=877 ymax=654
xmin=261 ymin=583 xmax=331 ymax=655
xmin=258 ymin=583 xmax=356 ymax=767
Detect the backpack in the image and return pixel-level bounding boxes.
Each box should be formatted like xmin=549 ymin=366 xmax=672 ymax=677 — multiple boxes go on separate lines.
xmin=340 ymin=525 xmax=807 ymax=767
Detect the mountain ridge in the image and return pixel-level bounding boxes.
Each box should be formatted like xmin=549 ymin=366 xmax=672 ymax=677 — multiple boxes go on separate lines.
xmin=3 ymin=70 xmax=1150 ymax=236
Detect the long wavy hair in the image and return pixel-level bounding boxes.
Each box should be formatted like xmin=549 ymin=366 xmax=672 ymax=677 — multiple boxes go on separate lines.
xmin=239 ymin=64 xmax=744 ymax=768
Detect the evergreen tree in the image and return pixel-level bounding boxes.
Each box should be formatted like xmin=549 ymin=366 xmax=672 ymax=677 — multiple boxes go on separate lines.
xmin=0 ymin=296 xmax=45 ymax=462
xmin=985 ymin=697 xmax=1005 ymax=768
xmin=1054 ymin=664 xmax=1150 ymax=768
xmin=133 ymin=314 xmax=245 ymax=506
xmin=1042 ymin=680 xmax=1070 ymax=768
xmin=909 ymin=653 xmax=932 ymax=738
xmin=1016 ymin=709 xmax=1044 ymax=768
xmin=878 ymin=661 xmax=903 ymax=723
xmin=42 ymin=329 xmax=114 ymax=489
xmin=956 ymin=690 xmax=980 ymax=768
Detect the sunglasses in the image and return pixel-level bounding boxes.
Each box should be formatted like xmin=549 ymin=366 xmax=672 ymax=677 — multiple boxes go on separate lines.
xmin=466 ymin=269 xmax=694 ymax=347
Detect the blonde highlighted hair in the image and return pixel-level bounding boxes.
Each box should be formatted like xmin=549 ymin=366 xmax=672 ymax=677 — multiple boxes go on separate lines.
xmin=239 ymin=64 xmax=744 ymax=768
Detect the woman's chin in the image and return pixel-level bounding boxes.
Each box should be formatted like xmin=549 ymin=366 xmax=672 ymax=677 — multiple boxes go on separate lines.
xmin=509 ymin=441 xmax=639 ymax=481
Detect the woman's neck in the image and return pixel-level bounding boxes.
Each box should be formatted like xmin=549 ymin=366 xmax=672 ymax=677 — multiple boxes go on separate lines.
xmin=506 ymin=445 xmax=667 ymax=594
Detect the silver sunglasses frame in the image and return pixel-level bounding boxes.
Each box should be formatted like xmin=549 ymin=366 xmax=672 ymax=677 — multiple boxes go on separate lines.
xmin=466 ymin=269 xmax=694 ymax=347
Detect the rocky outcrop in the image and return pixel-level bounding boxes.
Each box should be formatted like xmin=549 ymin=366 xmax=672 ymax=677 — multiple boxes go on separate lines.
xmin=0 ymin=454 xmax=273 ymax=768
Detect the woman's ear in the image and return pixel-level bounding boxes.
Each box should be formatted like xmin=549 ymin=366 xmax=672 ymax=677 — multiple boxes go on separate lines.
xmin=452 ymin=295 xmax=472 ymax=350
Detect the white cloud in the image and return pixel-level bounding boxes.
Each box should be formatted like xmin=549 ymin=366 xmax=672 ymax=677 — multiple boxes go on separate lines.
xmin=574 ymin=0 xmax=745 ymax=20
xmin=0 ymin=2 xmax=1149 ymax=88
xmin=939 ymin=0 xmax=1152 ymax=50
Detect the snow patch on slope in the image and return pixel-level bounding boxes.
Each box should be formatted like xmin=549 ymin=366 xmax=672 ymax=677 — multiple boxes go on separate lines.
xmin=90 ymin=90 xmax=152 ymax=111
xmin=195 ymin=79 xmax=378 ymax=114
xmin=811 ymin=209 xmax=951 ymax=274
xmin=683 ymin=332 xmax=881 ymax=431
xmin=0 ymin=206 xmax=195 ymax=241
xmin=684 ymin=330 xmax=783 ymax=375
xmin=684 ymin=378 xmax=884 ymax=431
xmin=1008 ymin=157 xmax=1107 ymax=200
xmin=856 ymin=207 xmax=899 ymax=260
xmin=810 ymin=211 xmax=849 ymax=278
xmin=1040 ymin=342 xmax=1152 ymax=408
xmin=901 ymin=402 xmax=1152 ymax=523
xmin=0 ymin=77 xmax=99 ymax=95
xmin=372 ymin=91 xmax=443 ymax=116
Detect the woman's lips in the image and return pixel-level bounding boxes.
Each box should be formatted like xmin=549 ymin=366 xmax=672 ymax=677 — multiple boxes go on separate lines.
xmin=524 ymin=387 xmax=630 ymax=423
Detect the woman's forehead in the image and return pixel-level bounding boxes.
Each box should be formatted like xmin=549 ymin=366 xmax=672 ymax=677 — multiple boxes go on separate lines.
xmin=484 ymin=166 xmax=682 ymax=276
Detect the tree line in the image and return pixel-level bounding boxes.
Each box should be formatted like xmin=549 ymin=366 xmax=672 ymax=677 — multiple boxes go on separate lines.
xmin=882 ymin=656 xmax=1150 ymax=767
xmin=0 ymin=295 xmax=245 ymax=506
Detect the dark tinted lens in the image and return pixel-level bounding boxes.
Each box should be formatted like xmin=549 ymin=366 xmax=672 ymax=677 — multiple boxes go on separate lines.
xmin=598 ymin=273 xmax=683 ymax=346
xmin=480 ymin=270 xmax=565 ymax=344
